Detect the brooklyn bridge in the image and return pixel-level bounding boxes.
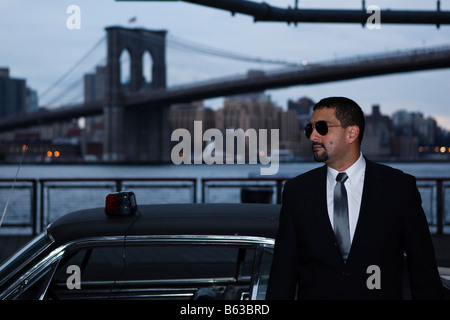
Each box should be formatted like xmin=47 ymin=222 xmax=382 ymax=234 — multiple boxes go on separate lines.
xmin=1 ymin=25 xmax=450 ymax=162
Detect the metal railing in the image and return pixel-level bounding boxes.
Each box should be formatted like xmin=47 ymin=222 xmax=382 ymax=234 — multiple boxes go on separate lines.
xmin=0 ymin=179 xmax=37 ymax=231
xmin=201 ymin=177 xmax=286 ymax=204
xmin=201 ymin=177 xmax=450 ymax=235
xmin=0 ymin=177 xmax=448 ymax=235
xmin=0 ymin=178 xmax=197 ymax=235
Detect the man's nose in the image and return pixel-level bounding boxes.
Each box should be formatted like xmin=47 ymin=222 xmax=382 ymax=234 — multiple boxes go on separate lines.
xmin=309 ymin=127 xmax=320 ymax=141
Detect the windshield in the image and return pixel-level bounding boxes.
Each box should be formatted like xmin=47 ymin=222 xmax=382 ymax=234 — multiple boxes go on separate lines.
xmin=0 ymin=232 xmax=53 ymax=286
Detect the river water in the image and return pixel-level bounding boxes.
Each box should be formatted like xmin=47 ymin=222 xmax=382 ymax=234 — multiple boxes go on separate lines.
xmin=0 ymin=160 xmax=449 ymax=234
xmin=1 ymin=160 xmax=450 ymax=180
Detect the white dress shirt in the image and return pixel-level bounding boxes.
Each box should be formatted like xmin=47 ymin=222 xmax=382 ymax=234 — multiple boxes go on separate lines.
xmin=326 ymin=153 xmax=366 ymax=243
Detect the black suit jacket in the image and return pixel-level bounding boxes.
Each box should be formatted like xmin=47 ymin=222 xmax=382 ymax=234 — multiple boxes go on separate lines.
xmin=266 ymin=159 xmax=443 ymax=300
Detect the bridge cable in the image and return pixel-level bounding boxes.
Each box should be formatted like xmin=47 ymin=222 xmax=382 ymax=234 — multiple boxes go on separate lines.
xmin=167 ymin=34 xmax=303 ymax=67
xmin=40 ymin=36 xmax=106 ymax=105
xmin=117 ymin=30 xmax=303 ymax=67
xmin=45 ymin=57 xmax=106 ymax=107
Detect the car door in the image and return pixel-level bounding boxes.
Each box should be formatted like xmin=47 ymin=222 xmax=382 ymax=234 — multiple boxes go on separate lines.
xmin=38 ymin=235 xmax=274 ymax=300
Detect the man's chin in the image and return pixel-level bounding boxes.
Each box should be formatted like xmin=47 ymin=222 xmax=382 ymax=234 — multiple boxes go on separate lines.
xmin=313 ymin=151 xmax=328 ymax=162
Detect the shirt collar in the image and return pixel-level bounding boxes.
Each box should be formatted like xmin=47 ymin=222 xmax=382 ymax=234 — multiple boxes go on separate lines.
xmin=327 ymin=153 xmax=366 ymax=185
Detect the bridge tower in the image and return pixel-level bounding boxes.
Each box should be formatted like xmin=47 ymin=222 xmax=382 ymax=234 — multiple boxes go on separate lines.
xmin=103 ymin=26 xmax=170 ymax=162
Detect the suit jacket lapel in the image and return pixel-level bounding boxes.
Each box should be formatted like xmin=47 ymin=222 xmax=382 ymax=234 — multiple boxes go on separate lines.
xmin=309 ymin=164 xmax=345 ymax=261
xmin=348 ymin=159 xmax=384 ymax=260
xmin=312 ymin=165 xmax=336 ymax=236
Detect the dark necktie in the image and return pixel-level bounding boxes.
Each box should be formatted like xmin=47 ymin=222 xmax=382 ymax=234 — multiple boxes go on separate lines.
xmin=334 ymin=172 xmax=350 ymax=262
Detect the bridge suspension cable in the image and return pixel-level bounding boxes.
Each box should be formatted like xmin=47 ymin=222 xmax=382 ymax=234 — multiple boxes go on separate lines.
xmin=41 ymin=31 xmax=303 ymax=107
xmin=117 ymin=29 xmax=304 ymax=67
xmin=40 ymin=36 xmax=106 ymax=107
xmin=167 ymin=34 xmax=303 ymax=67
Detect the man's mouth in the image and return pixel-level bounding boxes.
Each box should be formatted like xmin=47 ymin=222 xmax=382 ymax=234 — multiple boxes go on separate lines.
xmin=312 ymin=142 xmax=325 ymax=152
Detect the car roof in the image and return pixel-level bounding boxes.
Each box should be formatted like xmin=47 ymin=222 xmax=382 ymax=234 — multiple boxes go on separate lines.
xmin=47 ymin=203 xmax=281 ymax=246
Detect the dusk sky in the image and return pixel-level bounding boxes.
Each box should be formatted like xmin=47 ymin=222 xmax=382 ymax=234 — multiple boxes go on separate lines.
xmin=1 ymin=0 xmax=450 ymax=128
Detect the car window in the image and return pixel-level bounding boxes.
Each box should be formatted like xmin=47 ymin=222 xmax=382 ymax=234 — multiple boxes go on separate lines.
xmin=0 ymin=233 xmax=51 ymax=287
xmin=58 ymin=246 xmax=126 ymax=281
xmin=120 ymin=245 xmax=249 ymax=281
xmin=45 ymin=243 xmax=258 ymax=300
xmin=254 ymin=247 xmax=274 ymax=300
xmin=13 ymin=263 xmax=57 ymax=300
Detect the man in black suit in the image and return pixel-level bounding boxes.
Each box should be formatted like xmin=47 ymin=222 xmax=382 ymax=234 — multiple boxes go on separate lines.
xmin=266 ymin=97 xmax=443 ymax=300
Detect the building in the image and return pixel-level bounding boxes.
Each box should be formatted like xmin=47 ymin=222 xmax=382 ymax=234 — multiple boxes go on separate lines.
xmin=26 ymin=88 xmax=39 ymax=113
xmin=362 ymin=105 xmax=394 ymax=159
xmin=80 ymin=116 xmax=104 ymax=162
xmin=0 ymin=68 xmax=26 ymax=118
xmin=288 ymin=96 xmax=314 ymax=126
xmin=169 ymin=101 xmax=215 ymax=135
xmin=392 ymin=110 xmax=437 ymax=146
xmin=0 ymin=67 xmax=40 ymax=117
xmin=84 ymin=66 xmax=107 ymax=103
xmin=216 ymin=92 xmax=277 ymax=130
xmin=288 ymin=96 xmax=315 ymax=157
xmin=216 ymin=92 xmax=301 ymax=156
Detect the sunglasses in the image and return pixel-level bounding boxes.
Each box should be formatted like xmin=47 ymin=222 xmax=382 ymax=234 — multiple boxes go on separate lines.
xmin=304 ymin=121 xmax=342 ymax=139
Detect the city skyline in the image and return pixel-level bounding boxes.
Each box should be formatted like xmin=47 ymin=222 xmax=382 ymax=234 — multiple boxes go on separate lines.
xmin=2 ymin=90 xmax=449 ymax=164
xmin=166 ymin=92 xmax=450 ymax=163
xmin=1 ymin=0 xmax=450 ymax=130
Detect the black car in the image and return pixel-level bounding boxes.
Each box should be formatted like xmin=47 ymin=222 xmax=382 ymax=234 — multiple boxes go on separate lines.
xmin=0 ymin=193 xmax=279 ymax=300
xmin=0 ymin=191 xmax=448 ymax=300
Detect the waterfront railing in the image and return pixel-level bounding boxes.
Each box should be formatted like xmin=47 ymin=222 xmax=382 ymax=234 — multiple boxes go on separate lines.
xmin=0 ymin=177 xmax=448 ymax=235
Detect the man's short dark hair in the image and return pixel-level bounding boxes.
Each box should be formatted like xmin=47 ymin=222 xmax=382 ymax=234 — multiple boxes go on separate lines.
xmin=313 ymin=97 xmax=365 ymax=144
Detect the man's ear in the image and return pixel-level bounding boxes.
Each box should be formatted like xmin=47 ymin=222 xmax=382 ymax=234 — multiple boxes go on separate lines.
xmin=347 ymin=125 xmax=360 ymax=144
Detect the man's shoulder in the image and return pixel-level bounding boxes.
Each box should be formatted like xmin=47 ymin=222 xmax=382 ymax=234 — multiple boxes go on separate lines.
xmin=366 ymin=158 xmax=415 ymax=182
xmin=286 ymin=165 xmax=326 ymax=187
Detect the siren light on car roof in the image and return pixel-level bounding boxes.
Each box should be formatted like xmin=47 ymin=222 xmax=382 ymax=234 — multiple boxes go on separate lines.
xmin=105 ymin=191 xmax=138 ymax=216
